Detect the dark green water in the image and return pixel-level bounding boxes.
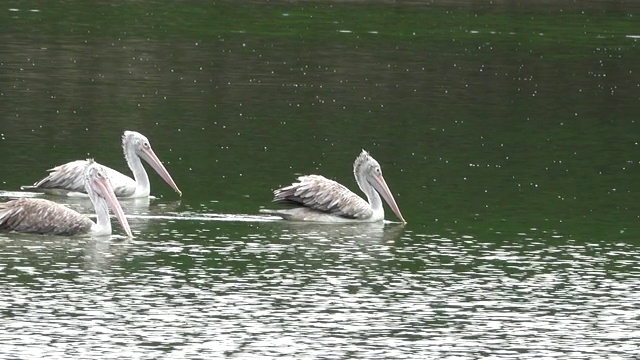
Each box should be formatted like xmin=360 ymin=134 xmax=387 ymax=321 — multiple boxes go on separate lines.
xmin=1 ymin=1 xmax=639 ymax=358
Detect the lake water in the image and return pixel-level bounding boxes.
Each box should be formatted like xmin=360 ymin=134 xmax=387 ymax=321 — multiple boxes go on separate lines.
xmin=1 ymin=1 xmax=639 ymax=358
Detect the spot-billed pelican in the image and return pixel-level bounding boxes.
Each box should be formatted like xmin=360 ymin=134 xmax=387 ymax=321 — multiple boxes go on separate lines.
xmin=261 ymin=150 xmax=406 ymax=223
xmin=21 ymin=131 xmax=181 ymax=198
xmin=1 ymin=159 xmax=133 ymax=237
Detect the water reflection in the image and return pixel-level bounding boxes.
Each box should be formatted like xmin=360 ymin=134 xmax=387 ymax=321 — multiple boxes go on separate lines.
xmin=82 ymin=237 xmax=133 ymax=272
xmin=0 ymin=232 xmax=131 ymax=277
xmin=1 ymin=222 xmax=638 ymax=358
xmin=266 ymin=221 xmax=404 ymax=243
xmin=256 ymin=221 xmax=407 ymax=271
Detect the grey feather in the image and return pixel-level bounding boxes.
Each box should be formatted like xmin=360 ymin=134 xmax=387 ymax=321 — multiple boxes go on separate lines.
xmin=21 ymin=160 xmax=136 ymax=197
xmin=0 ymin=198 xmax=92 ymax=236
xmin=272 ymin=175 xmax=373 ymax=219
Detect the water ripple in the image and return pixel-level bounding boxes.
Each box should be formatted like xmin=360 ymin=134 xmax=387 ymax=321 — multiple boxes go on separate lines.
xmin=0 ymin=222 xmax=638 ymax=358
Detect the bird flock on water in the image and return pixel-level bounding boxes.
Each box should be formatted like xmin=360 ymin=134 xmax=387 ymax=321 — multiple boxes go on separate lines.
xmin=0 ymin=131 xmax=406 ymax=237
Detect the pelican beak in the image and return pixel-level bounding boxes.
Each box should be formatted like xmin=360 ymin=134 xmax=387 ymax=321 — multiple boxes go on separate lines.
xmin=371 ymin=173 xmax=406 ymax=223
xmin=139 ymin=146 xmax=182 ymax=196
xmin=93 ymin=174 xmax=133 ymax=237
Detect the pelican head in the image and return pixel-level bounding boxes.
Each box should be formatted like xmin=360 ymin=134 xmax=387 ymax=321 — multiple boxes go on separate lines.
xmin=84 ymin=159 xmax=133 ymax=237
xmin=122 ymin=131 xmax=182 ymax=196
xmin=354 ymin=150 xmax=406 ymax=223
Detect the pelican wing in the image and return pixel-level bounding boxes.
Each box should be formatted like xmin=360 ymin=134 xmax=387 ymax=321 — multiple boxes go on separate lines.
xmin=22 ymin=160 xmax=136 ymax=197
xmin=273 ymin=175 xmax=373 ymax=219
xmin=23 ymin=160 xmax=89 ymax=193
xmin=0 ymin=198 xmax=92 ymax=236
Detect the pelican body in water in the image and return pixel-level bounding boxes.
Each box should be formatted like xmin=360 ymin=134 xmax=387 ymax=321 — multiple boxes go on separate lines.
xmin=1 ymin=159 xmax=133 ymax=237
xmin=21 ymin=131 xmax=181 ymax=198
xmin=261 ymin=150 xmax=406 ymax=223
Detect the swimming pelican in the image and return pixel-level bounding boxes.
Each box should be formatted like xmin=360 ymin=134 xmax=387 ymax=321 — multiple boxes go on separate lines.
xmin=260 ymin=150 xmax=406 ymax=223
xmin=1 ymin=159 xmax=133 ymax=237
xmin=21 ymin=131 xmax=182 ymax=198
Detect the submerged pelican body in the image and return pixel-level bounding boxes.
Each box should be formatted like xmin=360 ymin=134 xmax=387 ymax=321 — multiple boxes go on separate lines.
xmin=0 ymin=159 xmax=132 ymax=237
xmin=261 ymin=150 xmax=406 ymax=223
xmin=21 ymin=131 xmax=181 ymax=198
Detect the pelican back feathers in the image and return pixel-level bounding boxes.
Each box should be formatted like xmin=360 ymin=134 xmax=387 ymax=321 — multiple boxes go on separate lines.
xmin=272 ymin=175 xmax=373 ymax=219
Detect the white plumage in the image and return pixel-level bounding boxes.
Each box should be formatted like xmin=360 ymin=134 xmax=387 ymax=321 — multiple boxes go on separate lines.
xmin=21 ymin=131 xmax=181 ymax=198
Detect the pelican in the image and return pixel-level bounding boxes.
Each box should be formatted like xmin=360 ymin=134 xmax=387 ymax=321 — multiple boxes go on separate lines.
xmin=0 ymin=159 xmax=133 ymax=237
xmin=260 ymin=150 xmax=406 ymax=223
xmin=21 ymin=131 xmax=182 ymax=198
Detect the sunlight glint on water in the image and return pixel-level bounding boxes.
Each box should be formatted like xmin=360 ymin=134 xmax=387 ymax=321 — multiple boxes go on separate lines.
xmin=1 ymin=225 xmax=638 ymax=358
